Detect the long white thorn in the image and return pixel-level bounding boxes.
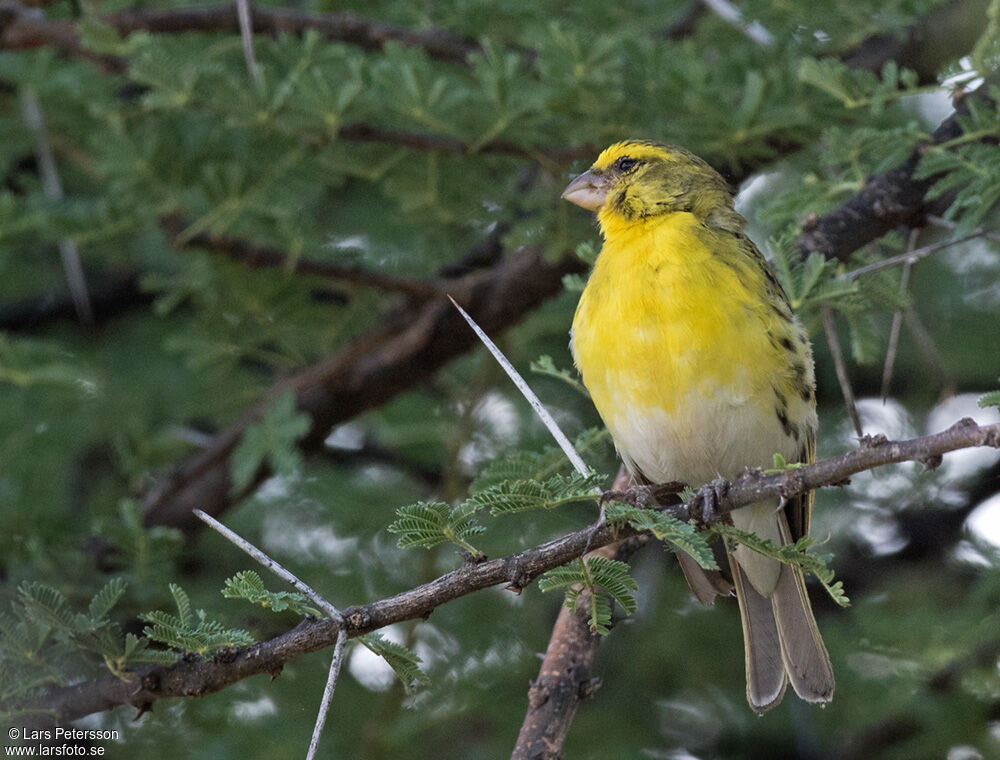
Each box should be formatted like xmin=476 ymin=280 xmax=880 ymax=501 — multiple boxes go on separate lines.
xmin=448 ymin=296 xmax=590 ymax=478
xmin=193 ymin=509 xmax=342 ymax=622
xmin=305 ymin=629 xmax=348 ymax=760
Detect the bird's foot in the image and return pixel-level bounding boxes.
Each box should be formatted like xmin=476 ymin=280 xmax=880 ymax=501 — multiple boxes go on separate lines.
xmin=599 ymin=484 xmax=656 ymax=510
xmin=692 ymin=477 xmax=730 ymax=526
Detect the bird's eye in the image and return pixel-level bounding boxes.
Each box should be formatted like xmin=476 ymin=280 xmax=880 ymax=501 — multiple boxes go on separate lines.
xmin=615 ymin=157 xmax=639 ymax=172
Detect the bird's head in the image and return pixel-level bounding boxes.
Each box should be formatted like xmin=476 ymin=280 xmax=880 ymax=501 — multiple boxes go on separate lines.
xmin=561 ymin=141 xmax=736 ymax=231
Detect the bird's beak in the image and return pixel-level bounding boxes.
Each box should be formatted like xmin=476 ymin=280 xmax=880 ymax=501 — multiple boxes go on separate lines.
xmin=561 ymin=169 xmax=608 ymax=211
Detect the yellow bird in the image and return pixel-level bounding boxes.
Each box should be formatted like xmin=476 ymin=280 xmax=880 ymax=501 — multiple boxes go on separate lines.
xmin=563 ymin=140 xmax=834 ymax=712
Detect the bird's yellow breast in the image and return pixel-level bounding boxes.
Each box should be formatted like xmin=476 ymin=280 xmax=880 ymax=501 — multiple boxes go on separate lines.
xmin=571 ymin=212 xmax=809 ymax=483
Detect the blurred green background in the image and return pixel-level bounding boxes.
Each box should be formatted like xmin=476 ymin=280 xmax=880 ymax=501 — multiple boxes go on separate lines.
xmin=2 ymin=0 xmax=1000 ymax=758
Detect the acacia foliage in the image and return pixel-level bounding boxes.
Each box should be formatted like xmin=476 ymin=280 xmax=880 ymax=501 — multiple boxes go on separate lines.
xmin=2 ymin=0 xmax=1000 ymax=758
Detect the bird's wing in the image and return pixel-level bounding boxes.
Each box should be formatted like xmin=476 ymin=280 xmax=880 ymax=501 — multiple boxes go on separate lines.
xmin=784 ymin=432 xmax=816 ymax=541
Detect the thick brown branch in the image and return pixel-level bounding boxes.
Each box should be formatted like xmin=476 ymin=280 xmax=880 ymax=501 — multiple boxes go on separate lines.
xmin=17 ymin=420 xmax=1000 ymax=724
xmin=512 ymin=468 xmax=641 ymax=760
xmin=3 ymin=1 xmax=983 ymax=171
xmin=0 ymin=2 xmax=478 ymax=66
xmin=142 ymin=246 xmax=585 ymax=529
xmin=797 ymin=73 xmax=1000 ymax=262
xmin=839 ymin=0 xmax=988 ymax=83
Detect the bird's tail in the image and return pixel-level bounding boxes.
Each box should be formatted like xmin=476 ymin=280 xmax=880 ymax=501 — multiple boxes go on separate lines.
xmin=731 ymin=550 xmax=834 ymax=712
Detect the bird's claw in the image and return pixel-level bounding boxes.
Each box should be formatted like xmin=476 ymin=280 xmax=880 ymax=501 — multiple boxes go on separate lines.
xmin=599 ymin=485 xmax=656 ymax=510
xmin=693 ymin=477 xmax=730 ymax=526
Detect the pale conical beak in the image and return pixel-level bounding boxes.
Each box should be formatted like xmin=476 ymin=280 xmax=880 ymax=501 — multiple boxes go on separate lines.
xmin=561 ymin=169 xmax=608 ymax=211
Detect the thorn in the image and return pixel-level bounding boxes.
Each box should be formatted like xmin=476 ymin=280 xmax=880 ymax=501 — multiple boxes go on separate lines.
xmin=821 ymin=306 xmax=863 ymax=437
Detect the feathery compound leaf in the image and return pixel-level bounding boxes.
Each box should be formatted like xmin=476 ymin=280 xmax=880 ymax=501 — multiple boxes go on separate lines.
xmin=17 ymin=583 xmax=79 ymax=633
xmin=605 ymin=503 xmax=718 ymax=570
xmin=87 ymin=579 xmax=128 ymax=625
xmin=979 ymin=388 xmax=1000 ymax=409
xmin=387 ymin=502 xmax=485 ymax=555
xmin=798 ymin=58 xmax=920 ymax=113
xmin=470 ymin=428 xmax=610 ymax=491
xmin=140 ymin=585 xmax=255 ymax=655
xmin=712 ymin=525 xmax=850 ymax=607
xmin=231 ymin=390 xmax=311 ymax=491
xmin=585 ymin=557 xmax=638 ymax=615
xmin=536 ymin=564 xmax=586 ymax=593
xmin=221 ymin=571 xmax=322 ymax=616
xmin=169 ymin=584 xmax=193 ymax=629
xmin=357 ymin=632 xmax=429 ymax=693
xmin=467 ymin=471 xmax=603 ymax=516
xmin=530 ymin=355 xmax=590 ymax=397
xmin=539 ymin=557 xmax=637 ymax=635
xmin=916 ymin=106 xmax=1000 ymax=232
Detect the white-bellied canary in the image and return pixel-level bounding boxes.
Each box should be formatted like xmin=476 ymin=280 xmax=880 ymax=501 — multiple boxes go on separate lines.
xmin=563 ymin=140 xmax=834 ymax=712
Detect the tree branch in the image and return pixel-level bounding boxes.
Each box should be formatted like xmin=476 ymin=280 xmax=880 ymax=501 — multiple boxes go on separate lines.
xmin=158 ymin=213 xmax=445 ymax=300
xmin=797 ymin=73 xmax=1000 ymax=262
xmin=0 ymin=1 xmax=479 ymax=66
xmin=3 ymin=0 xmax=984 ymax=171
xmin=511 ymin=468 xmax=643 ymax=760
xmin=143 ymin=245 xmax=586 ymax=529
xmin=15 ymin=419 xmax=999 ymax=724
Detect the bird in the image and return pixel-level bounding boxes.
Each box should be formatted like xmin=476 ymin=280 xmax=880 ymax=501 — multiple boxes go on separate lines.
xmin=562 ymin=140 xmax=834 ymax=712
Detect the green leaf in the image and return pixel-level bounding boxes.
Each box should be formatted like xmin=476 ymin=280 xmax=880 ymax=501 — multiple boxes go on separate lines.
xmin=766 ymin=453 xmax=806 ymax=473
xmin=17 ymin=583 xmax=79 ymax=633
xmin=387 ymin=502 xmax=485 ymax=555
xmin=539 ymin=557 xmax=637 ymax=635
xmin=466 ymin=471 xmax=603 ymax=516
xmin=87 ymin=579 xmax=128 ymax=625
xmin=221 ymin=571 xmax=322 ymax=616
xmin=604 ymin=503 xmax=718 ymax=570
xmin=470 ymin=428 xmax=610 ymax=491
xmin=231 ymin=390 xmax=312 ymax=491
xmin=712 ymin=525 xmax=850 ymax=607
xmin=357 ymin=632 xmax=429 ymax=693
xmin=978 ymin=388 xmax=1000 ymax=409
xmin=140 ymin=585 xmax=255 ymax=655
xmin=0 ymin=335 xmax=96 ymax=395
xmin=530 ymin=355 xmax=589 ymax=397
xmin=798 ymin=58 xmax=923 ymax=114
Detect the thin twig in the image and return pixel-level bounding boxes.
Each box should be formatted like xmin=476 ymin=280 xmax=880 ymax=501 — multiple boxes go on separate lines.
xmin=235 ymin=0 xmax=260 ymax=83
xmin=902 ymin=308 xmax=956 ymax=396
xmin=19 ymin=89 xmax=93 ymax=326
xmin=193 ymin=508 xmax=348 ymax=758
xmin=193 ymin=509 xmax=342 ymax=621
xmin=21 ymin=419 xmax=1000 ymax=724
xmin=839 ymin=230 xmax=992 ymax=280
xmin=881 ymin=230 xmax=918 ymax=400
xmin=305 ymin=629 xmax=348 ymax=760
xmin=926 ymin=214 xmax=1000 ymax=244
xmin=821 ymin=306 xmax=863 ymax=437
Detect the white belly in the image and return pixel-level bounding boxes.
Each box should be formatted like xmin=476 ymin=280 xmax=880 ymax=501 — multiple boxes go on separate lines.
xmin=606 ymin=385 xmax=802 ymax=487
